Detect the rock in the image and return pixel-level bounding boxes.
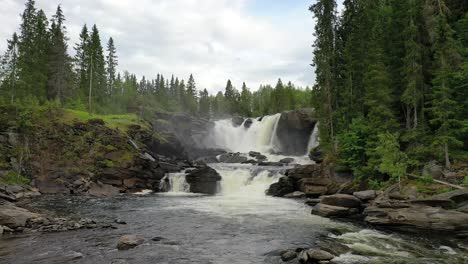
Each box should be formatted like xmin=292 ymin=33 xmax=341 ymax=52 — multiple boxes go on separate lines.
xmin=159 ymin=161 xmax=182 ymax=173
xmin=256 ymin=155 xmax=268 ymax=161
xmin=241 ymin=159 xmax=257 ymax=164
xmin=312 ymin=203 xmax=355 ymax=218
xmin=195 ymin=156 xmax=219 ymax=164
xmin=286 ymin=164 xmax=322 ymax=180
xmin=232 ymin=116 xmax=244 ymax=127
xmin=117 ymin=235 xmax=144 ymax=250
xmin=309 ymin=145 xmax=324 ymax=164
xmin=298 ymin=250 xmax=309 ymax=264
xmin=284 ymin=191 xmax=306 ymax=199
xmin=389 ymin=192 xmax=407 ymax=200
xmin=258 ymin=162 xmax=283 ymax=167
xmin=353 ymin=190 xmax=377 ymax=201
xmin=218 ymin=153 xmax=248 ymax=163
xmin=305 ymin=198 xmax=321 ymax=206
xmin=364 ymin=205 xmax=468 ymax=234
xmin=431 ymin=189 xmax=468 ymax=205
xmin=36 ymin=179 xmax=69 ymax=194
xmin=306 ymin=249 xmax=335 ymax=261
xmin=185 ymin=166 xmax=222 ymax=195
xmin=298 ymin=178 xmax=330 ymax=196
xmin=114 ymin=219 xmax=127 ymax=225
xmin=280 ymin=158 xmax=295 ymax=164
xmin=249 ymin=151 xmax=261 ymax=158
xmin=317 ymin=240 xmax=350 ymax=256
xmin=320 ymin=194 xmax=361 ymax=208
xmin=410 ymin=197 xmax=455 ymax=209
xmin=277 ymin=108 xmax=317 ymax=155
xmin=244 ymin=118 xmax=253 ymax=128
xmin=0 ymin=187 xmax=17 ymax=202
xmin=281 ymin=250 xmax=298 ymax=261
xmin=422 ymin=160 xmax=443 ymax=179
xmin=0 ymin=200 xmax=40 ymax=228
xmin=88 ymin=182 xmax=120 ymax=197
xmin=266 ymin=177 xmax=295 ymax=197
xmin=0 ymin=225 xmax=3 ymax=235
xmin=456 ymin=204 xmax=468 ymax=213
xmin=123 ymin=178 xmax=138 ymax=189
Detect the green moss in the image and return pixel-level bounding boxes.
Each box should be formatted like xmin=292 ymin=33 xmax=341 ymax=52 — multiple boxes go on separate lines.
xmin=60 ymin=109 xmax=147 ymax=132
xmin=100 ymin=159 xmax=115 ymax=168
xmin=1 ymin=170 xmax=30 ymax=185
xmin=104 ymin=145 xmax=117 ymax=151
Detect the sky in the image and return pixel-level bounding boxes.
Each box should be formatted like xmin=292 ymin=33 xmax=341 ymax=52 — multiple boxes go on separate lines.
xmin=0 ymin=0 xmax=319 ymax=94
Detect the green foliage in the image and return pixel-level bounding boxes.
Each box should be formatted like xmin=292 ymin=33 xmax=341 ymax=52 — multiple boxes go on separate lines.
xmin=1 ymin=170 xmax=30 ymax=185
xmin=374 ymin=133 xmax=408 ymax=183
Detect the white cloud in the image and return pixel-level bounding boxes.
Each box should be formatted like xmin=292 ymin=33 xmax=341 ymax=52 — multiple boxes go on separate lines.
xmin=0 ymin=0 xmax=315 ymax=93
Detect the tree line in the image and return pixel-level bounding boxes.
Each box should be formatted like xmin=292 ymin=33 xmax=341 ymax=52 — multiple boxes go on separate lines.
xmin=311 ymin=0 xmax=467 ymax=184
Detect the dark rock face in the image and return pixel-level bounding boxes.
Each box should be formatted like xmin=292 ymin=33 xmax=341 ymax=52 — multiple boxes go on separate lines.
xmin=244 ymin=118 xmax=253 ymax=129
xmin=276 ymin=108 xmax=317 ymax=155
xmin=185 ymin=166 xmax=222 ymax=195
xmin=308 ymin=146 xmax=324 ymax=164
xmin=281 ymin=250 xmax=297 ymax=261
xmin=320 ymin=194 xmax=361 ymax=208
xmin=266 ymin=177 xmax=295 ymax=197
xmin=218 ymin=153 xmax=248 ymax=163
xmin=279 ymin=158 xmax=295 ymax=164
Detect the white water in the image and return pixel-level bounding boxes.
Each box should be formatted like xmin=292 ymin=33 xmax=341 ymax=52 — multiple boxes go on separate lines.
xmin=160 ymin=172 xmax=190 ymax=194
xmin=205 ymin=114 xmax=282 ymax=154
xmin=305 ymin=123 xmax=320 ymax=155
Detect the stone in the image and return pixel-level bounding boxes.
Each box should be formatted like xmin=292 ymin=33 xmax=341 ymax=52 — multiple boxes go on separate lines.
xmin=298 ymin=250 xmax=309 ymax=264
xmin=298 ymin=178 xmax=330 ymax=196
xmin=256 ymin=155 xmax=268 ymax=161
xmin=185 ymin=166 xmax=222 ymax=195
xmin=281 ymin=250 xmax=298 ymax=261
xmin=422 ymin=160 xmax=443 ymax=179
xmin=0 ymin=225 xmax=3 ymax=235
xmin=280 ymin=158 xmax=295 ymax=164
xmin=277 ymin=108 xmax=317 ymax=155
xmin=117 ymin=235 xmax=144 ymax=250
xmin=258 ymin=162 xmax=283 ymax=167
xmin=431 ymin=189 xmax=468 ymax=205
xmin=266 ymin=177 xmax=295 ymax=197
xmin=306 ymin=249 xmax=334 ymax=261
xmin=410 ymin=197 xmax=455 ymax=209
xmin=364 ymin=205 xmax=468 ymax=233
xmin=249 ymin=151 xmax=261 ymax=157
xmin=305 ymin=198 xmax=321 ymax=206
xmin=36 ymin=179 xmax=69 ymax=194
xmin=309 ymin=145 xmax=324 ymax=164
xmin=312 ymin=203 xmax=353 ymax=218
xmin=232 ymin=116 xmax=244 ymax=127
xmin=244 ymin=118 xmax=253 ymax=129
xmin=353 ymin=190 xmax=377 ymax=201
xmin=114 ymin=219 xmax=127 ymax=225
xmin=284 ymin=191 xmax=306 ymax=199
xmin=218 ymin=153 xmax=248 ymax=163
xmin=0 ymin=201 xmax=40 ymax=228
xmin=317 ymin=240 xmax=350 ymax=256
xmin=123 ymin=178 xmax=138 ymax=189
xmin=88 ymin=182 xmax=120 ymax=197
xmin=286 ymin=164 xmax=322 ymax=180
xmin=320 ymin=194 xmax=361 ymax=208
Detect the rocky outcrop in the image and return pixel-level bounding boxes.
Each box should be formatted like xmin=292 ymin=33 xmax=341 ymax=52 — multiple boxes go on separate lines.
xmin=244 ymin=118 xmax=253 ymax=128
xmin=266 ymin=177 xmax=295 ymax=197
xmin=308 ymin=145 xmax=324 ymax=164
xmin=117 ymin=235 xmax=145 ymax=250
xmin=0 ymin=200 xmax=40 ymax=228
xmin=185 ymin=166 xmax=222 ymax=195
xmin=276 ymin=108 xmax=317 ymax=155
xmin=232 ymin=116 xmax=245 ymax=127
xmin=218 ymin=153 xmax=248 ymax=163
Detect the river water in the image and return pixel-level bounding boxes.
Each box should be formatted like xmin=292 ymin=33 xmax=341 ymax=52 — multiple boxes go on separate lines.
xmin=0 ymin=115 xmax=467 ymax=263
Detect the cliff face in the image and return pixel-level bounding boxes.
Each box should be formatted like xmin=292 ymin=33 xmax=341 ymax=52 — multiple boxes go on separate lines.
xmin=276 ymin=108 xmax=318 ymax=155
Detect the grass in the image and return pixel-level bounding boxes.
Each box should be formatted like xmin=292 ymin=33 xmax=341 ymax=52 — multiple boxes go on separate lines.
xmin=1 ymin=170 xmax=30 ymax=185
xmin=60 ymin=109 xmax=148 ymax=132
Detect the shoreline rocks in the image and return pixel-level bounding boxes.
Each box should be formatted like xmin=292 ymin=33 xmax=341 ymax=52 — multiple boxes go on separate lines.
xmin=117 ymin=235 xmax=144 ymax=250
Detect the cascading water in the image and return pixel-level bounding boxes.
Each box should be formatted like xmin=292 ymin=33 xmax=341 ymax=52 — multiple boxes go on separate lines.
xmin=159 ymin=172 xmax=190 ymax=193
xmin=305 ymin=123 xmax=319 ymax=155
xmin=204 ymin=114 xmax=282 ymax=154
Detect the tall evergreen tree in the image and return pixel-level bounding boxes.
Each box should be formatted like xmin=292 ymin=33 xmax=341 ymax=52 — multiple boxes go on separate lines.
xmin=185 ymin=74 xmax=197 ymax=112
xmin=0 ymin=33 xmax=19 ymax=103
xmin=239 ymin=82 xmax=252 ymax=117
xmin=88 ymin=24 xmax=106 ymax=111
xmin=74 ymin=24 xmax=90 ymax=98
xmin=106 ymin=37 xmax=118 ymax=96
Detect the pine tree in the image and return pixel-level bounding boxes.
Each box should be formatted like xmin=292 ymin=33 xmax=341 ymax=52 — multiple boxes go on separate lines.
xmin=224 ymin=79 xmax=237 ymax=114
xmin=106 ymin=37 xmax=118 ymax=96
xmin=185 ymin=74 xmax=197 ymax=113
xmin=198 ymin=88 xmax=210 ymax=117
xmin=47 ymin=5 xmax=72 ymax=102
xmin=310 ymin=0 xmax=337 ymax=151
xmin=0 ymin=33 xmax=20 ymax=103
xmin=239 ymin=82 xmax=252 ymax=117
xmin=428 ymin=4 xmax=463 ymax=168
xmin=74 ymin=24 xmax=90 ymax=98
xmin=88 ymin=24 xmax=106 ymax=111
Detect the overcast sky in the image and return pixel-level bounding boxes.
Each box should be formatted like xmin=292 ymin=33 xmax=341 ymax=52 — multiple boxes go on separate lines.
xmin=1 ymin=0 xmax=320 ymax=93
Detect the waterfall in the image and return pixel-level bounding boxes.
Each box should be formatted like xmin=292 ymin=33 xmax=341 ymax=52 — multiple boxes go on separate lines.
xmin=204 ymin=114 xmax=282 ymax=153
xmin=159 ymin=172 xmax=189 ymax=193
xmin=305 ymin=123 xmax=319 ymax=155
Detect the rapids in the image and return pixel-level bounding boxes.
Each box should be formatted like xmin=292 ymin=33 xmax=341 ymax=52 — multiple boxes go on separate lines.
xmin=0 ymin=115 xmax=466 ymax=264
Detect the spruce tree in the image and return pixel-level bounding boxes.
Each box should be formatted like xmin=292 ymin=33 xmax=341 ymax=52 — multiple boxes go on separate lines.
xmin=74 ymin=24 xmax=90 ymax=99
xmin=198 ymin=88 xmax=210 ymax=117
xmin=185 ymin=74 xmax=198 ymax=113
xmin=239 ymin=82 xmax=252 ymax=117
xmin=106 ymin=37 xmax=118 ymax=96
xmin=0 ymin=33 xmax=19 ymax=103
xmin=88 ymin=24 xmax=106 ymax=111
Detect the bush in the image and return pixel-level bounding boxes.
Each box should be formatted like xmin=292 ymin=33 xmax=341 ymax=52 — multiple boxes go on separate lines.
xmin=1 ymin=170 xmax=30 ymax=185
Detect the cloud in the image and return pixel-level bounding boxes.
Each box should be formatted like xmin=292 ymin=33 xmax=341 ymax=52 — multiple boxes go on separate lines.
xmin=0 ymin=0 xmax=315 ymax=93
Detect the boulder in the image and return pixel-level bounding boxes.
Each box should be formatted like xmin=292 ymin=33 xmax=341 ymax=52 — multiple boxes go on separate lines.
xmin=280 ymin=158 xmax=295 ymax=164
xmin=286 ymin=164 xmax=322 ymax=180
xmin=266 ymin=177 xmax=295 ymax=197
xmin=232 ymin=116 xmax=244 ymax=127
xmin=88 ymin=182 xmax=120 ymax=197
xmin=36 ymin=179 xmax=69 ymax=194
xmin=312 ymin=203 xmax=355 ymax=218
xmin=218 ymin=153 xmax=248 ymax=163
xmin=305 ymin=198 xmax=321 ymax=206
xmin=364 ymin=205 xmax=468 ymax=234
xmin=284 ymin=191 xmax=306 ymax=199
xmin=281 ymin=250 xmax=298 ymax=262
xmin=256 ymin=155 xmax=268 ymax=161
xmin=320 ymin=194 xmax=361 ymax=208
xmin=298 ymin=178 xmax=330 ymax=196
xmin=309 ymin=145 xmax=324 ymax=164
xmin=306 ymin=249 xmax=334 ymax=261
xmin=185 ymin=166 xmax=222 ymax=195
xmin=0 ymin=200 xmax=40 ymax=228
xmin=317 ymin=240 xmax=350 ymax=256
xmin=277 ymin=108 xmax=317 ymax=155
xmin=353 ymin=190 xmax=377 ymax=201
xmin=422 ymin=160 xmax=443 ymax=179
xmin=117 ymin=235 xmax=144 ymax=250
xmin=244 ymin=118 xmax=253 ymax=129
xmin=249 ymin=151 xmax=261 ymax=158
xmin=258 ymin=162 xmax=283 ymax=167
xmin=410 ymin=197 xmax=455 ymax=209
xmin=431 ymin=189 xmax=468 ymax=205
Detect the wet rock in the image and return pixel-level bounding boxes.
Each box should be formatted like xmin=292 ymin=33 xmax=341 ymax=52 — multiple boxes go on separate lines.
xmin=410 ymin=197 xmax=455 ymax=209
xmin=317 ymin=240 xmax=350 ymax=256
xmin=151 ymin=236 xmax=166 ymax=241
xmin=218 ymin=153 xmax=248 ymax=163
xmin=196 ymin=156 xmax=219 ymax=164
xmin=114 ymin=219 xmax=127 ymax=225
xmin=186 ymin=166 xmax=222 ymax=195
xmin=0 ymin=186 xmax=17 ymax=202
xmin=364 ymin=205 xmax=468 ymax=234
xmin=320 ymin=194 xmax=361 ymax=208
xmin=298 ymin=250 xmax=309 ymax=264
xmin=305 ymin=198 xmax=321 ymax=206
xmin=353 ymin=190 xmax=377 ymax=201
xmin=117 ymin=235 xmax=144 ymax=250
xmin=258 ymin=161 xmax=283 ymax=166
xmin=309 ymin=145 xmax=324 ymax=164
xmin=280 ymin=158 xmax=295 ymax=164
xmin=281 ymin=250 xmax=298 ymax=261
xmin=232 ymin=116 xmax=244 ymax=127
xmin=159 ymin=161 xmax=182 ymax=173
xmin=244 ymin=118 xmax=253 ymax=128
xmin=298 ymin=178 xmax=330 ymax=197
xmin=286 ymin=164 xmax=322 ymax=180
xmin=0 ymin=200 xmax=40 ymax=228
xmin=277 ymin=108 xmax=317 ymax=155
xmin=312 ymin=203 xmax=356 ymax=218
xmin=266 ymin=177 xmax=295 ymax=197
xmin=256 ymin=155 xmax=268 ymax=161
xmin=284 ymin=191 xmax=306 ymax=199
xmin=241 ymin=159 xmax=257 ymax=164
xmin=249 ymin=151 xmax=262 ymax=158
xmin=306 ymin=249 xmax=334 ymax=261
xmin=0 ymin=225 xmax=3 ymax=235
xmin=88 ymin=182 xmax=120 ymax=197
xmin=431 ymin=189 xmax=468 ymax=205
